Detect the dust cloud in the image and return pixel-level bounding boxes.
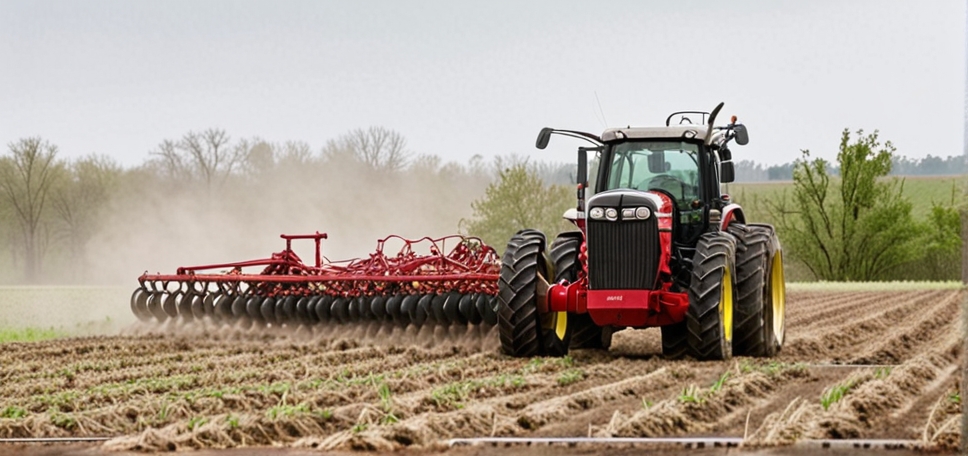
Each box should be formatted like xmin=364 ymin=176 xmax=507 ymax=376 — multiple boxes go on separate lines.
xmin=85 ymin=155 xmax=491 ymax=286
xmin=124 ymin=318 xmax=501 ymax=354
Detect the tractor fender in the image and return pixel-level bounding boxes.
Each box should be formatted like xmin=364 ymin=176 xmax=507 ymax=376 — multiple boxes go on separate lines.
xmin=562 ymin=208 xmax=586 ymax=230
xmin=720 ymin=204 xmax=746 ymax=231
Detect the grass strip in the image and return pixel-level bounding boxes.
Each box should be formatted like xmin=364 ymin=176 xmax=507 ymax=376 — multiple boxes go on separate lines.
xmin=0 ymin=327 xmax=68 ymax=344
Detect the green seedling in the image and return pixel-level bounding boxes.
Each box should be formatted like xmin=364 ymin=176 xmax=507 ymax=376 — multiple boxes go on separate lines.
xmin=1 ymin=406 xmax=27 ymax=419
xmin=820 ymin=380 xmax=854 ymax=410
xmin=678 ymin=385 xmax=703 ymax=404
xmin=188 ymin=416 xmax=207 ymax=430
xmin=710 ymin=372 xmax=729 ymax=392
xmin=265 ymin=403 xmax=310 ymax=419
xmin=377 ymin=381 xmax=399 ymax=424
xmin=557 ymin=369 xmax=585 ymax=386
xmin=873 ymin=367 xmax=892 ymax=379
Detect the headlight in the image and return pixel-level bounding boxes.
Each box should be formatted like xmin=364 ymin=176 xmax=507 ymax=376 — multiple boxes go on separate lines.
xmin=635 ymin=207 xmax=652 ymax=219
xmin=605 ymin=208 xmax=618 ymax=221
xmin=621 ymin=208 xmax=635 ymax=219
xmin=589 ymin=207 xmax=604 ymax=220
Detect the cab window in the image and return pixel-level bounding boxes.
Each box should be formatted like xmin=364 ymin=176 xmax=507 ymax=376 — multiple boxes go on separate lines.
xmin=606 ymin=140 xmax=700 ymax=207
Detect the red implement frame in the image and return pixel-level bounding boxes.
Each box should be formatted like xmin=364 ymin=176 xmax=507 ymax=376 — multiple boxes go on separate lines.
xmin=139 ymin=232 xmax=501 ymax=298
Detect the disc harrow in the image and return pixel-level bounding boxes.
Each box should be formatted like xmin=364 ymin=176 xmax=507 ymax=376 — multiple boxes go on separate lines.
xmin=131 ymin=232 xmax=501 ymax=330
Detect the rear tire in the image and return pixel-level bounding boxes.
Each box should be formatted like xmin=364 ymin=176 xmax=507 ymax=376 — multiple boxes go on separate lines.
xmin=550 ymin=233 xmax=611 ymax=350
xmin=686 ymin=232 xmax=735 ymax=361
xmin=498 ymin=230 xmax=570 ymax=357
xmin=727 ymin=224 xmax=770 ymax=357
xmin=756 ymin=224 xmax=786 ymax=356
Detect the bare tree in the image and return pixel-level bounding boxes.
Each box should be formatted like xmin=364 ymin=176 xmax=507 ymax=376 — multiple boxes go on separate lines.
xmin=322 ymin=127 xmax=409 ymax=173
xmin=277 ymin=141 xmax=314 ymax=169
xmin=151 ymin=128 xmax=245 ymax=191
xmin=50 ymin=155 xmax=121 ymax=279
xmin=0 ymin=138 xmax=64 ymax=282
xmin=238 ymin=139 xmax=316 ymax=179
xmin=239 ymin=139 xmax=274 ymax=177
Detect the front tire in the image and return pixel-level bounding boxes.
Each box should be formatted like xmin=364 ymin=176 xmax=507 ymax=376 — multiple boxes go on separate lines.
xmin=498 ymin=230 xmax=570 ymax=357
xmin=686 ymin=232 xmax=736 ymax=360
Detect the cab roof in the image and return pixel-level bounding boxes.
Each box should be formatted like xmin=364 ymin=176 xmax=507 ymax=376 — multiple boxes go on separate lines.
xmin=601 ymin=125 xmax=723 ymax=144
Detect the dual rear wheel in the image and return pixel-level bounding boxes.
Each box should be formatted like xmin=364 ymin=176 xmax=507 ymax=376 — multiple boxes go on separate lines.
xmin=729 ymin=223 xmax=785 ymax=357
xmin=662 ymin=225 xmax=786 ymax=360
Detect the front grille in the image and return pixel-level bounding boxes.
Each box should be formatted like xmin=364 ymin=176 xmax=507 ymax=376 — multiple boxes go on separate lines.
xmin=587 ymin=218 xmax=660 ymax=290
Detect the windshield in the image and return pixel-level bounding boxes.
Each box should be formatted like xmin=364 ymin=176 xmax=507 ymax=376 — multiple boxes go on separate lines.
xmin=605 ymin=140 xmax=700 ymax=206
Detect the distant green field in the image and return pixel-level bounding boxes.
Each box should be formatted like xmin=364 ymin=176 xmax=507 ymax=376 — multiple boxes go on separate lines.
xmin=723 ymin=176 xmax=966 ymax=281
xmin=726 ymin=175 xmax=967 ymax=225
xmin=0 ymin=326 xmax=68 ymax=343
xmin=0 ymin=286 xmax=132 ymax=342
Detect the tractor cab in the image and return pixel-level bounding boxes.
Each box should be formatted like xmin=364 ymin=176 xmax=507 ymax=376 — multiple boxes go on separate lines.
xmin=594 ymin=105 xmax=750 ymax=233
xmin=538 ymin=103 xmax=748 ymax=231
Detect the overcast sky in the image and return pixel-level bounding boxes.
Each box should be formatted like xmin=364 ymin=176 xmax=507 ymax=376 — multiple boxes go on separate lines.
xmin=1 ymin=0 xmax=964 ymax=168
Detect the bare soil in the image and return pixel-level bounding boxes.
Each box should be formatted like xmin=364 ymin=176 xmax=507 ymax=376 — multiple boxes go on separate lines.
xmin=0 ymin=290 xmax=962 ymax=453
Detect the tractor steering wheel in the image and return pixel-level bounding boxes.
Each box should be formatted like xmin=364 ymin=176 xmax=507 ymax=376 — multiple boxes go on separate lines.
xmin=647 ymin=174 xmax=684 ymax=195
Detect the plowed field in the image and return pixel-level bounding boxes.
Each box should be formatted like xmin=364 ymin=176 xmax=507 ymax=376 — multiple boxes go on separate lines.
xmin=0 ymin=289 xmax=962 ymax=452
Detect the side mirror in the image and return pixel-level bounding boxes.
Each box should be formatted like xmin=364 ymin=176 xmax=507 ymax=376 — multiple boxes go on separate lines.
xmin=733 ymin=124 xmax=749 ymax=146
xmin=721 ymin=161 xmax=735 ymax=183
xmin=536 ymin=127 xmax=554 ymax=149
xmin=577 ymin=148 xmax=588 ymax=191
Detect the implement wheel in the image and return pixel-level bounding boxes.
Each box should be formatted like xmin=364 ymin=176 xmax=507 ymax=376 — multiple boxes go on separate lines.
xmin=130 ymin=288 xmax=152 ymax=322
xmin=498 ymin=230 xmax=569 ymax=357
xmin=550 ymin=233 xmax=611 ymax=350
xmin=147 ymin=292 xmax=167 ymax=322
xmin=686 ymin=232 xmax=736 ymax=361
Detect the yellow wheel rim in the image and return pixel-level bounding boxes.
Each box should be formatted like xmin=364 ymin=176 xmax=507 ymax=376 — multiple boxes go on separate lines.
xmin=771 ymin=252 xmax=785 ymax=340
xmin=549 ymin=311 xmax=568 ymax=340
xmin=721 ymin=266 xmax=733 ymax=342
xmin=540 ymin=311 xmax=568 ymax=341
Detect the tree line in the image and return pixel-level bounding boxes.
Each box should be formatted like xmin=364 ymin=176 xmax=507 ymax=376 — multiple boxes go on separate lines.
xmin=1 ymin=126 xmax=961 ymax=285
xmin=735 ymin=153 xmax=968 ymax=182
xmin=0 ymin=127 xmax=574 ymax=285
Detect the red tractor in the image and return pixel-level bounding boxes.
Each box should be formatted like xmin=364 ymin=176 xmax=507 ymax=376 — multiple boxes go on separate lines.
xmin=497 ymin=102 xmax=785 ymax=360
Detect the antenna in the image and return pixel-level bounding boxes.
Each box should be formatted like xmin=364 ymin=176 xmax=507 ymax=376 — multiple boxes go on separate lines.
xmin=594 ymin=91 xmax=608 ymax=128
